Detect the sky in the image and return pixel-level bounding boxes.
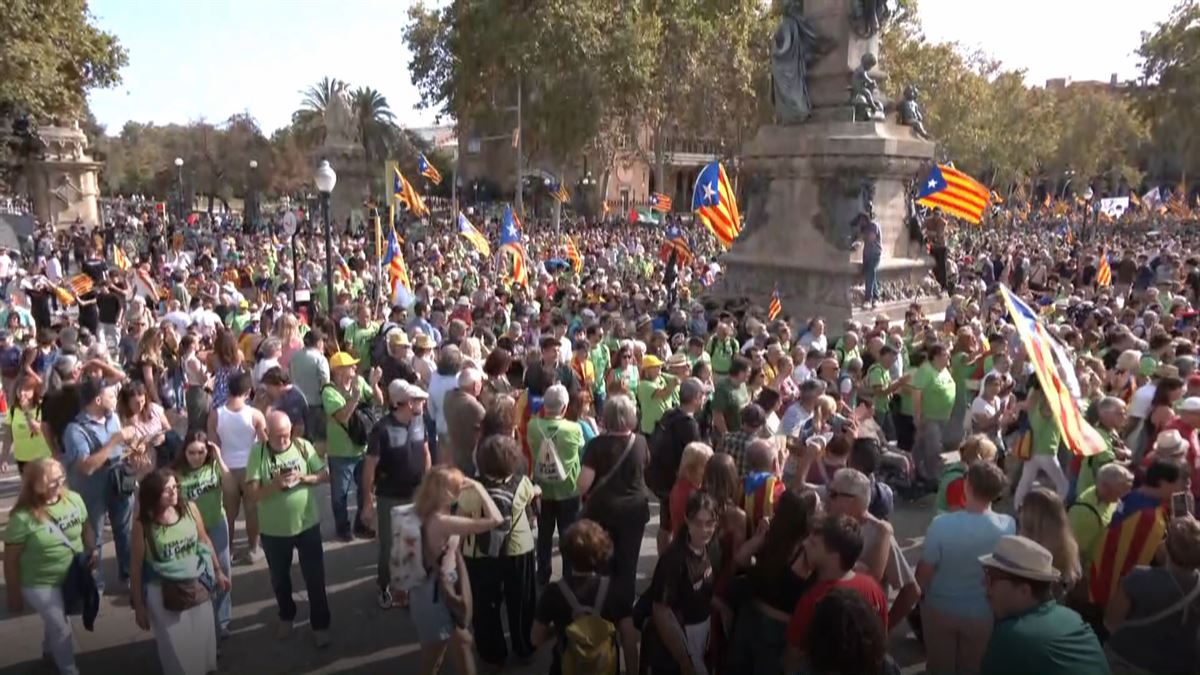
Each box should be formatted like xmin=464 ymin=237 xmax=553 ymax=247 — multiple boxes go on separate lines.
xmin=86 ymin=0 xmax=1181 ymax=137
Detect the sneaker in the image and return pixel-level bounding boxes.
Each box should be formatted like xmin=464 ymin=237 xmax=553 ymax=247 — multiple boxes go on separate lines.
xmin=313 ymin=630 xmax=331 ymax=649
xmin=275 ymin=620 xmax=293 ymax=641
xmin=377 ymin=587 xmax=393 ymax=609
xmin=246 ymin=547 xmax=264 ymax=564
xmin=218 ymin=626 xmax=232 ymax=641
xmin=337 ymin=531 xmax=354 ymax=543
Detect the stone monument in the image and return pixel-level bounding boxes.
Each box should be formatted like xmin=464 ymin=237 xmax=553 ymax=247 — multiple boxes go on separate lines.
xmin=316 ymin=83 xmax=371 ymax=229
xmin=716 ymin=0 xmax=944 ymax=324
xmin=26 ymin=122 xmax=102 ymax=227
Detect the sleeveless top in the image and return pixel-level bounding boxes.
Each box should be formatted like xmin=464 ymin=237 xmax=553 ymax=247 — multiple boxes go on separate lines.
xmin=209 ymin=365 xmax=239 ymax=409
xmin=216 ymin=404 xmax=257 ymax=469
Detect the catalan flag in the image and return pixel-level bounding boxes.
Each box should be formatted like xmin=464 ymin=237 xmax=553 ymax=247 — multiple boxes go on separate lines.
xmin=113 ymin=246 xmax=132 ymax=272
xmin=553 ymin=182 xmax=570 ymax=204
xmin=916 ymin=164 xmax=990 ymax=224
xmin=659 ymin=225 xmax=693 ymax=265
xmin=393 ymin=167 xmax=430 ymax=217
xmin=999 ymin=285 xmax=1104 ymax=459
xmin=602 ymin=200 xmax=611 ymax=218
xmin=1088 ymin=490 xmax=1168 ymax=606
xmin=383 ymin=226 xmax=410 ymax=297
xmin=499 ymin=205 xmax=528 ymax=287
xmin=1064 ymin=224 xmax=1074 ymax=247
xmin=562 ymin=235 xmax=582 ymax=274
xmin=69 ymin=273 xmax=94 ymax=297
xmin=457 ymin=212 xmax=491 ymax=256
xmin=650 ymin=192 xmax=672 ymax=213
xmin=691 ymin=161 xmax=741 ymax=248
xmin=1096 ymin=250 xmax=1113 ymax=287
xmin=768 ymin=286 xmax=782 ymax=321
xmin=334 ymin=249 xmax=352 ymax=280
xmin=417 ymin=153 xmax=442 ymax=185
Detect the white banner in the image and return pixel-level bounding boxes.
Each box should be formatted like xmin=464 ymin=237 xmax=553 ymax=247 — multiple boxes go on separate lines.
xmin=1099 ymin=197 xmax=1129 ymax=217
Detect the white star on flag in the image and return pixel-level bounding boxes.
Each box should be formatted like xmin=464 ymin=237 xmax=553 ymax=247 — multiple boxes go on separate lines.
xmin=703 ymin=182 xmax=717 ymax=203
xmin=927 ymin=179 xmax=938 ymax=189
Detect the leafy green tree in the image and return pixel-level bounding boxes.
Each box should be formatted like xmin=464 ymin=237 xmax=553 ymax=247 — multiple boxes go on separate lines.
xmin=1136 ymin=1 xmax=1200 ymax=181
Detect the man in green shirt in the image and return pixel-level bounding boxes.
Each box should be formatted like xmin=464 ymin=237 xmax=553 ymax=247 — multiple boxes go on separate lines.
xmin=526 ymin=384 xmax=585 ymax=585
xmin=1075 ymin=396 xmax=1129 ymax=497
xmin=1014 ymin=388 xmax=1069 ymax=510
xmin=706 ymin=321 xmax=740 ymax=375
xmin=322 ymin=351 xmax=383 ymax=541
xmin=711 ymin=355 xmax=751 ymax=440
xmin=1068 ymin=463 xmax=1133 ymax=569
xmin=978 ymin=535 xmax=1108 ymax=675
xmin=912 ymin=343 xmax=956 ymax=485
xmin=864 ymin=345 xmax=907 ymax=434
xmin=245 ymin=411 xmax=332 ymax=646
xmin=636 ymin=355 xmax=679 ymax=435
xmin=586 ymin=324 xmax=610 ymax=412
xmin=343 ymin=304 xmax=380 ymax=375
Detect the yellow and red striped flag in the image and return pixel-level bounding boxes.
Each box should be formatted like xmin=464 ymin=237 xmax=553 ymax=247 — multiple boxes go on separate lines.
xmin=393 ymin=167 xmax=430 ymax=217
xmin=1096 ymin=250 xmax=1112 ymax=287
xmin=68 ymin=274 xmax=93 ymax=297
xmin=999 ymin=285 xmax=1104 ymax=459
xmin=691 ymin=161 xmax=741 ymax=248
xmin=768 ymin=286 xmax=782 ymax=321
xmin=916 ymin=164 xmax=990 ymax=224
xmin=113 ymin=246 xmax=132 ymax=272
xmin=650 ymin=192 xmax=672 ymax=213
xmin=417 ymin=153 xmax=442 ymax=186
xmin=562 ymin=235 xmax=582 ymax=274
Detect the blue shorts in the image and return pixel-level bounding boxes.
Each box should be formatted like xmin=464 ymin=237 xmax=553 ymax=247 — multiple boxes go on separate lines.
xmin=408 ymin=574 xmax=455 ymax=646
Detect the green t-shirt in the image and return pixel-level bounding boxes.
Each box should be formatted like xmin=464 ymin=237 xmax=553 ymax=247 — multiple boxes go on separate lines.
xmin=712 ymin=376 xmax=750 ymax=433
xmin=865 ymin=363 xmax=892 ymax=411
xmin=1068 ymin=487 xmax=1117 ymax=568
xmin=460 ymin=475 xmax=537 ymax=557
xmin=245 ymin=438 xmax=325 ymax=537
xmin=3 ymin=491 xmax=87 ymax=587
xmin=637 ymin=375 xmax=674 ymax=435
xmin=913 ymin=362 xmax=956 ymax=421
xmin=179 ymin=462 xmax=225 ymax=532
xmin=706 ymin=336 xmax=739 ymax=375
xmin=146 ymin=509 xmax=200 ymax=565
xmin=322 ymin=377 xmax=373 ymax=458
xmin=527 ymin=418 xmax=584 ymax=501
xmin=1028 ymin=404 xmax=1061 ymax=456
xmin=588 ymin=344 xmax=610 ymax=396
xmin=344 ymin=321 xmax=380 ymax=372
xmin=1074 ymin=428 xmax=1118 ymax=497
xmin=950 ymin=352 xmax=976 ymax=403
xmin=1138 ymin=354 xmax=1159 ymax=378
xmin=979 ymin=601 xmax=1108 ymax=675
xmin=11 ymin=407 xmax=51 ymax=463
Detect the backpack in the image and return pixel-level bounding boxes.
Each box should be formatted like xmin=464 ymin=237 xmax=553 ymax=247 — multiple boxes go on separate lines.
xmin=534 ymin=425 xmax=566 ymax=483
xmin=474 ymin=475 xmax=524 ymax=558
xmin=389 ymin=503 xmax=426 ymax=591
xmin=370 ymin=322 xmax=401 ymax=367
xmin=558 ymin=576 xmax=618 ymax=675
xmin=0 ymin=345 xmax=20 ymax=379
xmin=324 ymin=383 xmax=381 ymax=446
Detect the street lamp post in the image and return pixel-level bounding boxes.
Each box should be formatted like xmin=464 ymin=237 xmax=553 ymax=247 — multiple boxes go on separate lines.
xmin=1083 ymin=186 xmax=1094 ymax=232
xmin=248 ymin=159 xmax=258 ymax=233
xmin=315 ymin=160 xmax=337 ymax=317
xmin=580 ymin=172 xmax=595 ymax=221
xmin=173 ymin=157 xmax=184 ymax=225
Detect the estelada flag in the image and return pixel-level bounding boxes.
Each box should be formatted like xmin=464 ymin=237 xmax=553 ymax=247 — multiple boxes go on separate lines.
xmin=1088 ymin=490 xmax=1168 ymax=606
xmin=917 ymin=164 xmax=990 ymax=224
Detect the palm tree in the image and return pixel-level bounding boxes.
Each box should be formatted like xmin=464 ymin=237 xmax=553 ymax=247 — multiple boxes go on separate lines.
xmin=351 ymin=86 xmax=401 ymax=164
xmin=291 ymin=76 xmax=347 ymax=146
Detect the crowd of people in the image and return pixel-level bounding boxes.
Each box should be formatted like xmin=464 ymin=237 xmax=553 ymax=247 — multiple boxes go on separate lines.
xmin=1 ymin=194 xmax=1199 ymax=675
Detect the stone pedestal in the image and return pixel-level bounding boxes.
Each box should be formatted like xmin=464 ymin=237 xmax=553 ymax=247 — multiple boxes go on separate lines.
xmin=27 ymin=125 xmax=101 ymax=227
xmin=316 ymin=143 xmax=371 ymax=230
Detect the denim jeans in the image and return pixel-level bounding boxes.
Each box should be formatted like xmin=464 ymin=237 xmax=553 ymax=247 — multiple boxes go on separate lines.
xmin=208 ymin=518 xmax=232 ymax=632
xmin=260 ymin=525 xmax=331 ymax=630
xmin=536 ymin=496 xmax=581 ymax=585
xmin=864 ymin=253 xmax=881 ymax=304
xmin=328 ymin=455 xmax=365 ymax=536
xmin=81 ymin=480 xmax=133 ymax=591
xmin=22 ymin=587 xmax=79 ymax=675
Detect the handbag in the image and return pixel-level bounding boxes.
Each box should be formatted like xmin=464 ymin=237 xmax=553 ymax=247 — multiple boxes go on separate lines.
xmin=145 ymin=512 xmax=211 ymax=613
xmin=584 ymin=434 xmax=637 ymax=511
xmin=78 ymin=424 xmax=138 ymax=497
xmin=45 ymin=516 xmax=100 ymax=631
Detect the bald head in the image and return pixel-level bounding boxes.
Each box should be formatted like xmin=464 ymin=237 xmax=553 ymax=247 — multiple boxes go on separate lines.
xmin=266 ymin=410 xmax=293 ymax=450
xmin=745 ymin=439 xmax=777 ymax=474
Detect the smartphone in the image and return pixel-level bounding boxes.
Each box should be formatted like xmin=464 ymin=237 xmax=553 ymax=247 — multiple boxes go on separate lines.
xmin=1170 ymin=491 xmax=1191 ymax=518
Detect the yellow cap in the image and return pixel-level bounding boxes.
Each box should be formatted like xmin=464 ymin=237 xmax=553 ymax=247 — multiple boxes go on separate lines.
xmin=329 ymin=351 xmax=359 ymax=368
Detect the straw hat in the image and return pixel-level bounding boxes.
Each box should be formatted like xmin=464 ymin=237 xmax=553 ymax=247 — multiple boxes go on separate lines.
xmin=978 ymin=535 xmax=1060 ymax=583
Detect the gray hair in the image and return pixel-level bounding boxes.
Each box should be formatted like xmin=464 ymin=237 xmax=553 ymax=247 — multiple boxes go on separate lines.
xmin=543 ymin=384 xmax=569 ymax=415
xmin=457 ymin=367 xmax=483 ymax=390
xmin=1097 ymin=462 xmax=1134 ymax=487
xmin=831 ymin=467 xmax=871 ymax=508
xmin=679 ymin=377 xmax=705 ymax=406
xmin=1095 ymin=396 xmax=1126 ymax=418
xmin=258 ymin=337 xmax=282 ymax=358
xmin=602 ymin=394 xmax=639 ymax=433
xmin=1176 ymin=355 xmax=1197 ymax=379
xmin=436 ymin=345 xmax=462 ymax=376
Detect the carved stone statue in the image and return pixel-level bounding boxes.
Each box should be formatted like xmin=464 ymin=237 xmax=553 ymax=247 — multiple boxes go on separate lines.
xmin=323 ymin=83 xmax=358 ymax=147
xmin=771 ymin=0 xmax=833 ymax=124
xmin=851 ymin=0 xmax=893 ymax=39
xmin=898 ymin=85 xmax=930 ymax=139
xmin=849 ymin=53 xmax=885 ymax=122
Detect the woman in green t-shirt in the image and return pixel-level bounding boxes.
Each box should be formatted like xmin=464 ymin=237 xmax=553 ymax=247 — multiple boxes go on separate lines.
xmin=131 ymin=469 xmax=228 ymax=675
xmin=172 ymin=430 xmax=232 ymax=638
xmin=10 ymin=375 xmax=51 ymax=472
xmin=3 ymin=458 xmax=94 ymax=675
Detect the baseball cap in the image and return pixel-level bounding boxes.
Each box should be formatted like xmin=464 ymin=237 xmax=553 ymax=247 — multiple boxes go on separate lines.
xmin=388 ymin=380 xmax=429 ymax=404
xmin=329 ymin=351 xmax=359 ymax=368
xmin=642 ymin=355 xmax=663 ymax=369
xmin=1180 ymin=396 xmax=1200 ymax=413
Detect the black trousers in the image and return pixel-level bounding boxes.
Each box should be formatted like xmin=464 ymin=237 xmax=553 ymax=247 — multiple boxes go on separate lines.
xmin=590 ymin=506 xmax=650 ymax=612
xmin=895 ymin=413 xmax=916 ymax=452
xmin=465 ymin=552 xmax=536 ymax=665
xmin=537 ymin=496 xmax=580 ymax=585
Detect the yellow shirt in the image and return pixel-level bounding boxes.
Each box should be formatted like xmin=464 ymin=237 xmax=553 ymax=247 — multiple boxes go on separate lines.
xmin=11 ymin=407 xmax=51 ymax=463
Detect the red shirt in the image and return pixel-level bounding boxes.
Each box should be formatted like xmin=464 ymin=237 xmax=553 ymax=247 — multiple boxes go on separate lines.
xmin=669 ymin=478 xmax=698 ymax=534
xmin=945 ymin=477 xmax=967 ymax=511
xmin=785 ymin=572 xmax=888 ymax=648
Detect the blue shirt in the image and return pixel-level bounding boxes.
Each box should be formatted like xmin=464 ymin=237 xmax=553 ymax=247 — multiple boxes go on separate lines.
xmin=922 ymin=509 xmax=1016 ymax=618
xmin=62 ymin=411 xmax=124 ymax=496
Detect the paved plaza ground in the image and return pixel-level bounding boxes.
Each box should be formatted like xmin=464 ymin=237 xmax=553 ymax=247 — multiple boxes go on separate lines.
xmin=0 ymin=470 xmax=934 ymax=675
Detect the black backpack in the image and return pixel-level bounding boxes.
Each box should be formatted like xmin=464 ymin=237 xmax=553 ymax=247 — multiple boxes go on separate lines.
xmin=370 ymin=322 xmax=402 ymax=369
xmin=474 ymin=475 xmax=524 ymax=557
xmin=323 ymin=383 xmax=381 ymax=446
